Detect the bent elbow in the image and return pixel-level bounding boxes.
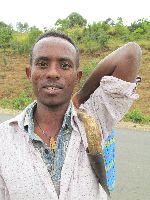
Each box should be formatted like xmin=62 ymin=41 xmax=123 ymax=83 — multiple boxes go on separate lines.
xmin=126 ymin=42 xmax=142 ymax=69
xmin=127 ymin=42 xmax=142 ymax=58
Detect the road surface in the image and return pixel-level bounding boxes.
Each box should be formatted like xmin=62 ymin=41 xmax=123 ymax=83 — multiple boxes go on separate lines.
xmin=0 ymin=113 xmax=150 ymax=199
xmin=111 ymin=128 xmax=150 ymax=200
xmin=0 ymin=113 xmax=16 ymax=123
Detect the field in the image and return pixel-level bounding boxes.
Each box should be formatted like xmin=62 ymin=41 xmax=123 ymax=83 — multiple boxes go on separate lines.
xmin=0 ymin=47 xmax=150 ymax=117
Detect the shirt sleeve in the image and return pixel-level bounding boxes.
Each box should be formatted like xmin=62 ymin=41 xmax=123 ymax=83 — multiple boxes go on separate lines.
xmin=0 ymin=174 xmax=10 ymax=200
xmin=80 ymin=76 xmax=139 ymax=138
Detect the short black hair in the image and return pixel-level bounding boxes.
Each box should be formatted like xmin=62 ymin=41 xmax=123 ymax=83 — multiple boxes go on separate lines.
xmin=30 ymin=31 xmax=80 ymax=68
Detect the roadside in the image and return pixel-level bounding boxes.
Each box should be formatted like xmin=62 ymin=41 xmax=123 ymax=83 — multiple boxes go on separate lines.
xmin=0 ymin=107 xmax=150 ymax=131
xmin=0 ymin=107 xmax=20 ymax=115
xmin=116 ymin=121 xmax=150 ymax=132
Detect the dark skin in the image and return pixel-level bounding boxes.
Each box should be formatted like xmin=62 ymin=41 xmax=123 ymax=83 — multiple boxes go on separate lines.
xmin=73 ymin=42 xmax=141 ymax=108
xmin=26 ymin=39 xmax=141 ymax=146
xmin=26 ymin=37 xmax=82 ymax=146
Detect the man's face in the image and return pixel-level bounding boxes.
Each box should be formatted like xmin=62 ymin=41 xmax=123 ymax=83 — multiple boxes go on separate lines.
xmin=26 ymin=37 xmax=81 ymax=108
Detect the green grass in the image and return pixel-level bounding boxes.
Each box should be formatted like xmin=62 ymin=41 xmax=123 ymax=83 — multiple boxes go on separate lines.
xmin=81 ymin=59 xmax=98 ymax=81
xmin=0 ymin=91 xmax=33 ymax=110
xmin=124 ymin=108 xmax=150 ymax=124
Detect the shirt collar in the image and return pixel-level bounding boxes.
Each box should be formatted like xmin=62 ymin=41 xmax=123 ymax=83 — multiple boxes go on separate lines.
xmin=24 ymin=101 xmax=74 ymax=127
xmin=9 ymin=100 xmax=79 ymax=134
xmin=23 ymin=101 xmax=37 ymax=127
xmin=24 ymin=101 xmax=78 ymax=140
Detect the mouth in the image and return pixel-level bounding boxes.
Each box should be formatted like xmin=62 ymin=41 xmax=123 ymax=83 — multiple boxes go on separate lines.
xmin=43 ymin=83 xmax=64 ymax=89
xmin=42 ymin=83 xmax=64 ymax=95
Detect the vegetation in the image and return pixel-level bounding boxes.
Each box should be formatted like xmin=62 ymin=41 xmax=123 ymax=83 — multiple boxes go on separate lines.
xmin=1 ymin=13 xmax=150 ymax=54
xmin=124 ymin=108 xmax=150 ymax=124
xmin=0 ymin=13 xmax=150 ymax=124
xmin=0 ymin=91 xmax=32 ymax=110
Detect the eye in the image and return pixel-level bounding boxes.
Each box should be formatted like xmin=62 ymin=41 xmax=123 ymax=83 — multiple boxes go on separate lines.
xmin=36 ymin=60 xmax=48 ymax=68
xmin=61 ymin=61 xmax=72 ymax=70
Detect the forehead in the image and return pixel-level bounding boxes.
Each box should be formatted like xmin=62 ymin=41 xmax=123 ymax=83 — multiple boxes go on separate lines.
xmin=32 ymin=37 xmax=77 ymax=61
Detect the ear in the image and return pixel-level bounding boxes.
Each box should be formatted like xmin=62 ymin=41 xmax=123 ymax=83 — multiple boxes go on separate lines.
xmin=26 ymin=66 xmax=31 ymax=81
xmin=75 ymin=70 xmax=82 ymax=84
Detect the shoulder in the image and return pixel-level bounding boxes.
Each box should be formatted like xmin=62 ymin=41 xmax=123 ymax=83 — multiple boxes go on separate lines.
xmin=0 ymin=118 xmax=15 ymax=141
xmin=0 ymin=119 xmax=12 ymax=130
xmin=0 ymin=112 xmax=24 ymax=136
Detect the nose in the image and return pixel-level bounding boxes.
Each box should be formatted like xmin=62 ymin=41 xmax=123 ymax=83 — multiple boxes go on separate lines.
xmin=46 ymin=62 xmax=60 ymax=80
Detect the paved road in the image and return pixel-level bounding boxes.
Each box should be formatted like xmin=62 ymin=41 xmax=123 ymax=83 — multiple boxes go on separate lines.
xmin=0 ymin=113 xmax=15 ymax=123
xmin=0 ymin=113 xmax=150 ymax=199
xmin=111 ymin=128 xmax=150 ymax=200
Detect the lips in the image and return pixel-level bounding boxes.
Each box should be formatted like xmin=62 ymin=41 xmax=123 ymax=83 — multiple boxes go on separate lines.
xmin=43 ymin=83 xmax=64 ymax=89
xmin=42 ymin=83 xmax=64 ymax=95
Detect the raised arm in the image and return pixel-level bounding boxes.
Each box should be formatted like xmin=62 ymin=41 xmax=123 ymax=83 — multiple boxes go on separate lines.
xmin=73 ymin=42 xmax=141 ymax=107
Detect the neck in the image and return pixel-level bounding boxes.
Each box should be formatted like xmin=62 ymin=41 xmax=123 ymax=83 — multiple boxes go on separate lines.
xmin=33 ymin=101 xmax=71 ymax=137
xmin=35 ymin=101 xmax=70 ymax=123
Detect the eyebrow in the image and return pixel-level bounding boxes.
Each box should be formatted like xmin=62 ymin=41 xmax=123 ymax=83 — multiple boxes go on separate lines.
xmin=59 ymin=57 xmax=73 ymax=62
xmin=34 ymin=57 xmax=49 ymax=62
xmin=59 ymin=57 xmax=76 ymax=67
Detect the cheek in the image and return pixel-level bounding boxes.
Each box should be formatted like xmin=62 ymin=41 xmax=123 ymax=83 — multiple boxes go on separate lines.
xmin=31 ymin=71 xmax=43 ymax=84
xmin=66 ymin=76 xmax=77 ymax=91
xmin=67 ymin=72 xmax=76 ymax=82
xmin=30 ymin=74 xmax=43 ymax=94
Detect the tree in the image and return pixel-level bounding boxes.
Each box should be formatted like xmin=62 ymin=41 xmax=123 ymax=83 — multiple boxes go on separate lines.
xmin=82 ymin=22 xmax=110 ymax=51
xmin=28 ymin=26 xmax=42 ymax=44
xmin=16 ymin=22 xmax=29 ymax=32
xmin=129 ymin=18 xmax=150 ymax=33
xmin=103 ymin=18 xmax=115 ymax=26
xmin=11 ymin=26 xmax=42 ymax=54
xmin=55 ymin=18 xmax=68 ymax=30
xmin=66 ymin=12 xmax=87 ymax=28
xmin=0 ymin=26 xmax=13 ymax=50
xmin=0 ymin=21 xmax=9 ymax=28
xmin=108 ymin=17 xmax=130 ymax=40
xmin=0 ymin=24 xmax=13 ymax=66
xmin=55 ymin=12 xmax=87 ymax=30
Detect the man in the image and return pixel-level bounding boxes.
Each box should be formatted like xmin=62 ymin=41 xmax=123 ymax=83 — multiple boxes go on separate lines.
xmin=0 ymin=31 xmax=141 ymax=200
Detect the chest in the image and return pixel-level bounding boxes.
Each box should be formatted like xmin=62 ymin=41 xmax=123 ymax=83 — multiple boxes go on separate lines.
xmin=0 ymin=125 xmax=103 ymax=200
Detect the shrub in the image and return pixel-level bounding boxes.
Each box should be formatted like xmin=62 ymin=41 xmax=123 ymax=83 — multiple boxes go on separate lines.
xmin=0 ymin=98 xmax=10 ymax=108
xmin=80 ymin=59 xmax=98 ymax=87
xmin=124 ymin=108 xmax=150 ymax=123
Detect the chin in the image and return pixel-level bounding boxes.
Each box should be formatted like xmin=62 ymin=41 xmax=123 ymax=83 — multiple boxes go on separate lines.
xmin=39 ymin=99 xmax=70 ymax=109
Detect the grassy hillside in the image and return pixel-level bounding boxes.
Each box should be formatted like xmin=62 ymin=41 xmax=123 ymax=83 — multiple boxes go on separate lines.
xmin=0 ymin=46 xmax=150 ymax=122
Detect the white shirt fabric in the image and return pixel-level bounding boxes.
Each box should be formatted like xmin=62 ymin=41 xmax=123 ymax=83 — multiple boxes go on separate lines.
xmin=0 ymin=76 xmax=138 ymax=200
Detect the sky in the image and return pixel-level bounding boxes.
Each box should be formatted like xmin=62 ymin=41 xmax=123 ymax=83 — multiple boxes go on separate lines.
xmin=0 ymin=0 xmax=149 ymax=30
